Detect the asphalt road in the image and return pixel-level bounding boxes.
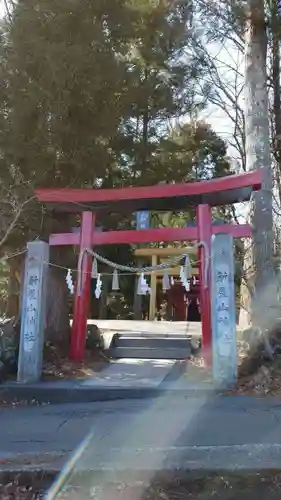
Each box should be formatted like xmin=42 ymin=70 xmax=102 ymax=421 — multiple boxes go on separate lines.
xmin=2 ymin=395 xmax=281 ymax=470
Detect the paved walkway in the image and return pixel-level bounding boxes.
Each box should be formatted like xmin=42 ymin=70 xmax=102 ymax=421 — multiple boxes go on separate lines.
xmin=81 ymin=359 xmax=178 ymax=388
xmin=0 ymin=357 xmax=212 ymax=405
xmin=2 ymin=396 xmax=281 ymax=470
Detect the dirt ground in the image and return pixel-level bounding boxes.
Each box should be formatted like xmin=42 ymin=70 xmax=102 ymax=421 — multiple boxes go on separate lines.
xmin=185 ymin=341 xmax=281 ymax=396
xmin=235 ymin=341 xmax=281 ymax=396
xmin=42 ymin=344 xmax=109 ymax=381
xmin=236 ymin=357 xmax=281 ymax=395
xmin=0 ymin=471 xmax=54 ymax=500
xmin=2 ymin=471 xmax=281 ymax=500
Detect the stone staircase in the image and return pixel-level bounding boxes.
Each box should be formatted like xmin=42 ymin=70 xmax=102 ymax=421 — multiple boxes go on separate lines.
xmin=105 ymin=332 xmax=199 ymax=360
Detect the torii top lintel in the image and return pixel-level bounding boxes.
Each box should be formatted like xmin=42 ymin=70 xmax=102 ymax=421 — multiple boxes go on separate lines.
xmin=35 ymin=169 xmax=263 ymax=214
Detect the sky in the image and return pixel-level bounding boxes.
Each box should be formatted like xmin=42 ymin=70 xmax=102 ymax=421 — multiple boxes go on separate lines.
xmin=0 ymin=1 xmax=6 ymax=17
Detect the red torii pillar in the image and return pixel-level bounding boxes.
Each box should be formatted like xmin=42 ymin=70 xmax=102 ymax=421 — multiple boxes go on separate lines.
xmin=70 ymin=211 xmax=95 ymax=360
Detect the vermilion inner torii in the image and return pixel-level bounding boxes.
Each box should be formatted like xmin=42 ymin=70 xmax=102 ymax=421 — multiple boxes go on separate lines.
xmin=36 ymin=169 xmax=263 ymax=361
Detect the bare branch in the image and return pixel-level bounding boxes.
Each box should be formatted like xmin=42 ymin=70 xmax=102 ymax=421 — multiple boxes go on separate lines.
xmin=3 ymin=0 xmax=12 ymax=22
xmin=0 ymin=196 xmax=34 ymax=250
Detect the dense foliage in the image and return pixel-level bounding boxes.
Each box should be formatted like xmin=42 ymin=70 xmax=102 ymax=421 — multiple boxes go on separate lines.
xmin=0 ymin=0 xmax=233 ymax=318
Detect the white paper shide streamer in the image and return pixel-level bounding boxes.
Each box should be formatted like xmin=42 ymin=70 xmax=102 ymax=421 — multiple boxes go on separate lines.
xmin=66 ymin=269 xmax=74 ymax=294
xmin=137 ymin=273 xmax=151 ymax=295
xmin=91 ymin=257 xmax=98 ymax=278
xmin=162 ymin=271 xmax=170 ymax=291
xmin=179 ymin=254 xmax=192 ymax=291
xmin=112 ymin=269 xmax=120 ymax=291
xmin=76 ymin=241 xmax=209 ymax=297
xmin=95 ymin=273 xmax=102 ymax=299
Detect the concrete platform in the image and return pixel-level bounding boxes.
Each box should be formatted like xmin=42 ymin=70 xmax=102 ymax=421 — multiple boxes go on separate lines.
xmin=107 ymin=348 xmax=192 ymax=359
xmin=2 ymin=354 xmax=211 ymax=405
xmin=81 ymin=359 xmax=182 ymax=388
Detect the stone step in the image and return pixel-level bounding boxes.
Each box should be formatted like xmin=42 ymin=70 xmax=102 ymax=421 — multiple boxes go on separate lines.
xmin=105 ymin=347 xmax=191 ymax=360
xmin=112 ymin=336 xmax=191 ymax=349
xmin=112 ymin=332 xmax=195 ymax=339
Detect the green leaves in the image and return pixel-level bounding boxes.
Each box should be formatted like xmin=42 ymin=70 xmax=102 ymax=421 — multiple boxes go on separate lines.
xmin=143 ymin=121 xmax=231 ymax=186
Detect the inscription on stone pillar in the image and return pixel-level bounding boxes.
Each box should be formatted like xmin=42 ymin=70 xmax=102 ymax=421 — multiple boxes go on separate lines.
xmin=211 ymin=234 xmax=237 ymax=386
xmin=17 ymin=241 xmax=49 ymax=383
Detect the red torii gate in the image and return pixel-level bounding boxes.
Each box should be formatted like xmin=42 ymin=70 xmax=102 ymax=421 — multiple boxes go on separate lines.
xmin=35 ymin=169 xmax=263 ymax=361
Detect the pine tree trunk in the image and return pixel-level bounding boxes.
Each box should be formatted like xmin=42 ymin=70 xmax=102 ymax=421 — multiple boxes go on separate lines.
xmin=45 ymin=266 xmax=70 ymax=347
xmin=244 ymin=0 xmax=279 ymax=333
xmin=272 ymin=5 xmax=281 ymax=221
xmin=239 ymin=239 xmax=253 ymax=329
xmin=6 ymin=260 xmax=21 ymax=318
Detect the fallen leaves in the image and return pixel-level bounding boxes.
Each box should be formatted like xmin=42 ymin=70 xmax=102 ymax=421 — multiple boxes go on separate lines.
xmin=42 ymin=343 xmax=109 ymax=381
xmin=237 ymin=358 xmax=281 ymax=395
xmin=0 ymin=399 xmax=50 ymax=408
xmin=0 ymin=471 xmax=55 ymax=500
xmin=0 ymin=481 xmax=45 ymax=499
xmin=43 ymin=471 xmax=281 ymax=500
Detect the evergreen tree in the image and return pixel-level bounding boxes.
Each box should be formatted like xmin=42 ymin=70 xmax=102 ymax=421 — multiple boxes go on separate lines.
xmin=153 ymin=121 xmax=231 ymax=184
xmin=0 ymin=0 xmax=232 ymax=329
xmin=111 ymin=0 xmax=209 ymax=186
xmin=0 ymin=0 xmax=205 ymax=241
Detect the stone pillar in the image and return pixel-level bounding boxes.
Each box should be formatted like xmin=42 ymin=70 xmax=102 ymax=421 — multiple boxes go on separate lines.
xmin=17 ymin=241 xmax=49 ymax=383
xmin=211 ymin=233 xmax=237 ymax=387
xmin=197 ymin=204 xmax=212 ymax=364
